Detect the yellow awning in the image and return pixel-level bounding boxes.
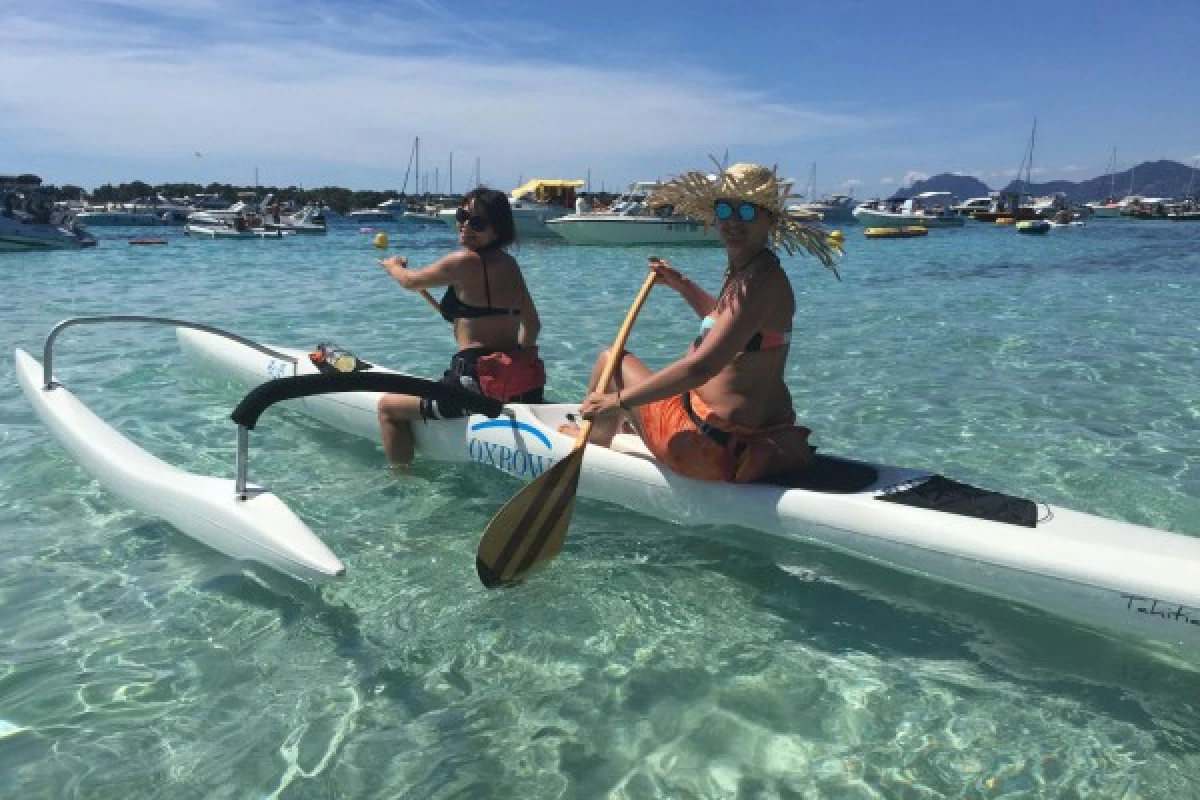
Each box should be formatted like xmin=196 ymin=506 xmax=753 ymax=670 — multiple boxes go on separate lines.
xmin=510 ymin=178 xmax=586 ymax=199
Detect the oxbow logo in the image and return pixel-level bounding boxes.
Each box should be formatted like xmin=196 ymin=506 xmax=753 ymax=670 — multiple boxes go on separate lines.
xmin=467 ymin=418 xmax=556 ymax=479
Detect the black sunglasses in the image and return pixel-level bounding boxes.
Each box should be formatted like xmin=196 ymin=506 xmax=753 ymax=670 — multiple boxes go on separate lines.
xmin=455 ymin=207 xmax=491 ymax=231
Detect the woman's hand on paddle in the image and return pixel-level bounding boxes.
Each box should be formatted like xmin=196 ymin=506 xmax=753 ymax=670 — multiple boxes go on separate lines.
xmin=649 ymin=257 xmax=686 ymax=293
xmin=378 ymin=255 xmax=408 ymax=275
xmin=580 ymin=390 xmax=623 ymax=421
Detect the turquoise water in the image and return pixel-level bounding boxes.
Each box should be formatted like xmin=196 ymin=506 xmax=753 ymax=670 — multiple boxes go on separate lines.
xmin=3 ymin=218 xmax=1200 ymax=798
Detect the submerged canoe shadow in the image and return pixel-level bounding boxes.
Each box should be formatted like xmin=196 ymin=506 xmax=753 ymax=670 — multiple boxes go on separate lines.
xmin=638 ymin=522 xmax=1200 ymax=756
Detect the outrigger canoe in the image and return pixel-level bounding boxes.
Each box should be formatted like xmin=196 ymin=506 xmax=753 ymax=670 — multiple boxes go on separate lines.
xmin=173 ymin=327 xmax=1200 ymax=653
xmin=13 ymin=317 xmax=1200 ymax=653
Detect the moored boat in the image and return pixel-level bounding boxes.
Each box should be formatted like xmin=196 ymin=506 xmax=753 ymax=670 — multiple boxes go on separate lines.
xmin=544 ymin=182 xmax=720 ymax=246
xmin=1016 ymin=219 xmax=1051 ymax=234
xmin=185 ymin=223 xmax=287 ymax=239
xmin=263 ymin=205 xmax=327 ymax=235
xmin=173 ymin=326 xmax=1200 ymax=653
xmin=0 ymin=213 xmax=96 ymax=252
xmin=852 ymin=192 xmax=966 ymax=228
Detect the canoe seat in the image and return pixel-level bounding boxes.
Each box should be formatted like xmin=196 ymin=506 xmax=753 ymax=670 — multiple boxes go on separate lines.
xmin=775 ymin=455 xmax=879 ymax=493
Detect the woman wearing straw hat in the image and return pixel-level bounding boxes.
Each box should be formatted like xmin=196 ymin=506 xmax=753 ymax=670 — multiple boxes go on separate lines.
xmin=578 ymin=161 xmax=840 ymax=483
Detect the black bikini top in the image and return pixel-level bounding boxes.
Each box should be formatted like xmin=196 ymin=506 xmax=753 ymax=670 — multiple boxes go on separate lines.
xmin=439 ymin=250 xmax=522 ymax=322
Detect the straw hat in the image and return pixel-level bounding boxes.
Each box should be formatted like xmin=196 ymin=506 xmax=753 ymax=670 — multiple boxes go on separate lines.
xmin=648 ymin=158 xmax=841 ymax=276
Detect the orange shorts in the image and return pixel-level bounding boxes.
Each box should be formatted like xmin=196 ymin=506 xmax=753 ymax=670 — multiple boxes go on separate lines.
xmin=635 ymin=392 xmax=813 ymax=483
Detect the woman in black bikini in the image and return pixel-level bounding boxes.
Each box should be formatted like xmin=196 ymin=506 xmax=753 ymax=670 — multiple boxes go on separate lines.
xmin=377 ymin=188 xmax=544 ymax=465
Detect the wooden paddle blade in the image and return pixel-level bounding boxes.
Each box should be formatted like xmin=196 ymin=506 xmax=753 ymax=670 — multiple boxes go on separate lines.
xmin=475 ymin=266 xmax=659 ymax=588
xmin=475 ymin=448 xmax=584 ymax=588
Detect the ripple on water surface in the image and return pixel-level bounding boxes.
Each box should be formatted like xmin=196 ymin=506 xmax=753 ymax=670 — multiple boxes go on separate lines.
xmin=1 ymin=221 xmax=1199 ymax=797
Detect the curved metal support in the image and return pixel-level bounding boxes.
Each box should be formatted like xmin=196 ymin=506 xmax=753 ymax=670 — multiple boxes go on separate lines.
xmin=231 ymin=372 xmax=502 ymax=430
xmin=41 ymin=315 xmax=297 ymax=388
xmin=230 ymin=372 xmax=505 ymax=496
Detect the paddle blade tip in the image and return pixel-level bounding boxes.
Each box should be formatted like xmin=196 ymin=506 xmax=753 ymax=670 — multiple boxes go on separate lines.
xmin=476 ymin=556 xmax=512 ymax=589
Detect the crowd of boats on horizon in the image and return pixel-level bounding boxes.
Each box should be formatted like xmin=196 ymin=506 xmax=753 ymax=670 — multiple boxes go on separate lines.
xmin=3 ymin=164 xmax=1199 ymax=253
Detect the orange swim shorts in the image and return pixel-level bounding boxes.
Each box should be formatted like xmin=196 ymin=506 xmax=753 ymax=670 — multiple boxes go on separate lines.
xmin=635 ymin=392 xmax=813 ymax=483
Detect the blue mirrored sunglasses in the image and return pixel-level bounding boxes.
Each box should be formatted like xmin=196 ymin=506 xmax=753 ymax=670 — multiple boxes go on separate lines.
xmin=714 ymin=200 xmax=759 ymax=223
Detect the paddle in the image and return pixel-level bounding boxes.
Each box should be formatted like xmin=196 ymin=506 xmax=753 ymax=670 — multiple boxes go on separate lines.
xmin=475 ymin=261 xmax=660 ymax=588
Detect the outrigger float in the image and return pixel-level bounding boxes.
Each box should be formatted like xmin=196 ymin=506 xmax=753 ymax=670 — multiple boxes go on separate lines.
xmin=14 ymin=317 xmax=1200 ymax=654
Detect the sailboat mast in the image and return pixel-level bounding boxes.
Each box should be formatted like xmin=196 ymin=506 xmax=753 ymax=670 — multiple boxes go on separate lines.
xmin=1024 ymin=118 xmax=1037 ymax=193
xmin=1108 ymin=147 xmax=1117 ymax=198
xmin=415 ymin=137 xmax=420 ymax=199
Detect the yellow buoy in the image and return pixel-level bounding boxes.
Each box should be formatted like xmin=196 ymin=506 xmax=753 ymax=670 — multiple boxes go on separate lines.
xmin=374 ymin=232 xmax=389 ymax=249
xmin=827 ymin=229 xmax=845 ymax=242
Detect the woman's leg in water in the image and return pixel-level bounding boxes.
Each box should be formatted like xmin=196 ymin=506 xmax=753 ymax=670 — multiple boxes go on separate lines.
xmin=377 ymin=393 xmax=425 ymax=466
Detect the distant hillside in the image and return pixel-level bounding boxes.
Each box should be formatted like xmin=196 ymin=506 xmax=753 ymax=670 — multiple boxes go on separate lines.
xmin=892 ymin=174 xmax=990 ymax=200
xmin=895 ymin=160 xmax=1198 ymax=203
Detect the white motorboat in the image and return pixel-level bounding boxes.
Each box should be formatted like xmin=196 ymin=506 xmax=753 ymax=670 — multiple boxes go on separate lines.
xmin=952 ymin=196 xmax=994 ymax=217
xmin=853 ymin=192 xmax=967 ymax=228
xmin=0 ymin=212 xmax=97 ymax=252
xmin=263 ymin=205 xmax=327 ymax=235
xmin=346 ymin=205 xmax=398 ymax=223
xmin=543 ymin=182 xmax=721 ymax=246
xmin=169 ymin=327 xmax=1200 ymax=653
xmin=400 ymin=210 xmax=446 ymax=226
xmin=791 ymin=193 xmax=858 ymax=224
xmin=184 ymin=223 xmax=286 ymax=239
xmin=1086 ymin=200 xmax=1124 ymax=218
xmin=186 ymin=193 xmax=265 ymax=226
xmin=73 ymin=207 xmax=167 ymax=226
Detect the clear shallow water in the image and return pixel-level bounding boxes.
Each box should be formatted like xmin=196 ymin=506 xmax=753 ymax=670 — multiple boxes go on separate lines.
xmin=3 ymin=219 xmax=1200 ymax=798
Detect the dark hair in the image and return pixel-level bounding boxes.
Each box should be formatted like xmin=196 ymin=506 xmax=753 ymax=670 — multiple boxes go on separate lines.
xmin=462 ymin=187 xmax=516 ymax=249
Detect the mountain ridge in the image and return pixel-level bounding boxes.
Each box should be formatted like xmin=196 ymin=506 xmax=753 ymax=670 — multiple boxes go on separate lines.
xmin=890 ymin=159 xmax=1198 ymax=203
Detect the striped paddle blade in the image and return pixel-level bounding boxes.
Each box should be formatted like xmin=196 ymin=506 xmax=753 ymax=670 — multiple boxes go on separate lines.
xmin=475 ymin=264 xmax=660 ymax=587
xmin=475 ymin=447 xmax=584 ymax=587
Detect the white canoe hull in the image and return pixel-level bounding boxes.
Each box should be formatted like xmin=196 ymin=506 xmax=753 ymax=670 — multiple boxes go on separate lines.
xmin=177 ymin=328 xmax=1200 ymax=652
xmin=14 ymin=348 xmax=344 ymax=583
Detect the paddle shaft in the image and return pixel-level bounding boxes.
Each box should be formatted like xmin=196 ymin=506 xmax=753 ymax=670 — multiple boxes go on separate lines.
xmin=572 ymin=269 xmax=659 ymax=447
xmin=378 ymin=258 xmax=442 ymax=315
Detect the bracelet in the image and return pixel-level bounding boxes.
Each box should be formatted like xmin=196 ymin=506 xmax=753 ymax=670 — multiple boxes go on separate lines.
xmin=616 ymin=387 xmax=632 ymax=411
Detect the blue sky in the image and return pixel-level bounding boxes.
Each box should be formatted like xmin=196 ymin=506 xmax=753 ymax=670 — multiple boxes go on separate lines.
xmin=2 ymin=0 xmax=1198 ymax=195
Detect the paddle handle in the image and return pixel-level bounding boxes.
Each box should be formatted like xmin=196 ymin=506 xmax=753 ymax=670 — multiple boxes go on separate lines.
xmin=418 ymin=289 xmax=441 ymax=315
xmin=575 ymin=267 xmax=659 ymax=448
xmin=378 ymin=258 xmax=443 ymax=316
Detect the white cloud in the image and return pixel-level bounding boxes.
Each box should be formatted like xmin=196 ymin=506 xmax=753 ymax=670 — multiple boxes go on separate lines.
xmin=879 ymin=177 xmax=895 ymax=185
xmin=841 ymin=178 xmax=863 ymax=187
xmin=903 ymin=170 xmax=929 ymax=185
xmin=0 ymin=1 xmax=881 ymax=188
